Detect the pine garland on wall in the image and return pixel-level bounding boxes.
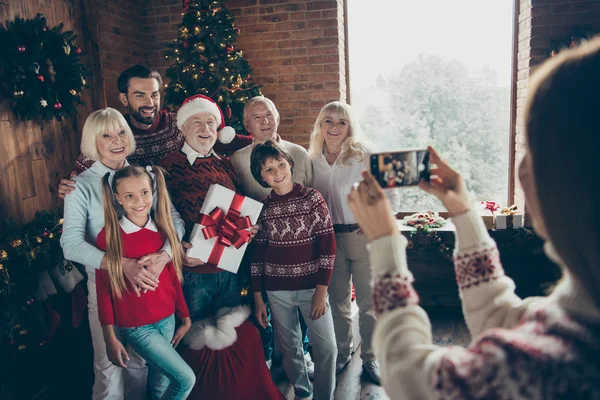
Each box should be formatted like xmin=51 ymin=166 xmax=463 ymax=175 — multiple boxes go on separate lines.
xmin=0 ymin=14 xmax=90 ymax=121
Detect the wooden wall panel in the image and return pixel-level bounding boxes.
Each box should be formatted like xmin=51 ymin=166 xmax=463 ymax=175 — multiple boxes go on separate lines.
xmin=0 ymin=0 xmax=99 ymax=225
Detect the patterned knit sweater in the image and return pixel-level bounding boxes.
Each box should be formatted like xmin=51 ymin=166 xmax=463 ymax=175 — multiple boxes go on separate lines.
xmin=158 ymin=150 xmax=239 ymax=275
xmin=369 ymin=208 xmax=600 ymax=399
xmin=251 ymin=183 xmax=336 ymax=292
xmin=74 ymin=110 xmax=253 ymax=172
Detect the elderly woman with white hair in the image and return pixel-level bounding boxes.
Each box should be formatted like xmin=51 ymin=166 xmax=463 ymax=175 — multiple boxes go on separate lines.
xmin=60 ymin=107 xmax=185 ymax=400
xmin=308 ymin=101 xmax=399 ymax=384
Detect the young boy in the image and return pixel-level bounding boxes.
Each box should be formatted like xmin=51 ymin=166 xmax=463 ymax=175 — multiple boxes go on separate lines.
xmin=250 ymin=140 xmax=337 ymax=400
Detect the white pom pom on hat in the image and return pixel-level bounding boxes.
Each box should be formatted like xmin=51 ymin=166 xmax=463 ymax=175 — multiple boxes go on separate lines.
xmin=176 ymin=94 xmax=235 ymax=144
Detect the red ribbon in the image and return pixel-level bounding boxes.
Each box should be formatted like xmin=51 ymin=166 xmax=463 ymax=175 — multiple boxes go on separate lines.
xmin=481 ymin=201 xmax=499 ymax=214
xmin=198 ymin=193 xmax=252 ymax=266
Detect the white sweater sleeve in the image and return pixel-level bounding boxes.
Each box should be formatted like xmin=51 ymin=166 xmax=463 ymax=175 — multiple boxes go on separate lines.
xmin=60 ymin=185 xmax=105 ymax=269
xmin=451 ymin=209 xmax=542 ymax=336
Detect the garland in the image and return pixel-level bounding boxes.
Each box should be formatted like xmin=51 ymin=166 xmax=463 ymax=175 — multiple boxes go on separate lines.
xmin=0 ymin=14 xmax=90 ymax=121
xmin=0 ymin=210 xmax=66 ymax=347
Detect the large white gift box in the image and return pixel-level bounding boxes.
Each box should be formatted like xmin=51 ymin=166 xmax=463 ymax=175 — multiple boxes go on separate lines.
xmin=494 ymin=205 xmax=523 ymax=230
xmin=186 ymin=184 xmax=263 ymax=273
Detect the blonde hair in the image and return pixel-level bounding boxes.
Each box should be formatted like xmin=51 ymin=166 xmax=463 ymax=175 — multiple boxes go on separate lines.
xmin=525 ymin=37 xmax=600 ymax=307
xmin=308 ymin=101 xmax=366 ymax=165
xmin=101 ymin=165 xmax=183 ymax=299
xmin=243 ymin=96 xmax=280 ymax=129
xmin=81 ymin=108 xmax=136 ymax=161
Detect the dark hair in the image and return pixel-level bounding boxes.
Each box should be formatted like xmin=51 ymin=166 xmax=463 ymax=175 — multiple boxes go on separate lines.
xmin=117 ymin=65 xmax=163 ymax=94
xmin=250 ymin=140 xmax=294 ymax=188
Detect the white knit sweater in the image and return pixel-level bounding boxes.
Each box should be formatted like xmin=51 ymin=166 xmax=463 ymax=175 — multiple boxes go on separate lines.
xmin=369 ymin=208 xmax=600 ymax=399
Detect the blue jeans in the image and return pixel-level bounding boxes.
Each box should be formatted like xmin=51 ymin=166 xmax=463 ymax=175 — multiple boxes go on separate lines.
xmin=122 ymin=315 xmax=195 ymax=400
xmin=182 ymin=271 xmax=246 ymax=321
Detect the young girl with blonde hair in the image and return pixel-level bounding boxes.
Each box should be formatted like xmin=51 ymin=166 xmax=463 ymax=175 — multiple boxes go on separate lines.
xmin=97 ymin=165 xmax=195 ymax=400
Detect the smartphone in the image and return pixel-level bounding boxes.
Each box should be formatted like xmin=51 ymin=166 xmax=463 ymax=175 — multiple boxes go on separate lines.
xmin=369 ymin=148 xmax=430 ymax=188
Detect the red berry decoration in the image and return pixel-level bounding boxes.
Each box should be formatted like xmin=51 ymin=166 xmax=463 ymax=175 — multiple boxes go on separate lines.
xmin=227 ymin=45 xmax=234 ymax=52
xmin=37 ymin=75 xmax=44 ymax=82
xmin=53 ymin=102 xmax=62 ymax=110
xmin=17 ymin=45 xmax=26 ymax=53
xmin=225 ymin=106 xmax=232 ymax=119
xmin=74 ymin=47 xmax=82 ymax=55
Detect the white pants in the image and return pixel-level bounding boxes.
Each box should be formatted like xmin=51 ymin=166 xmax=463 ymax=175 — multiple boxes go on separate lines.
xmin=87 ymin=281 xmax=148 ymax=400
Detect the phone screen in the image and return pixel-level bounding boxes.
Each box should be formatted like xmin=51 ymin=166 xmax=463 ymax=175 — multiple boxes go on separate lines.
xmin=370 ymin=149 xmax=430 ymax=188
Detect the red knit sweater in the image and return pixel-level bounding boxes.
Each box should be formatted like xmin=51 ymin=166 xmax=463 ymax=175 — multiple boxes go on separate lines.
xmin=158 ymin=150 xmax=240 ymax=274
xmin=251 ymin=184 xmax=336 ymax=292
xmin=95 ymin=223 xmax=189 ymax=328
xmin=74 ymin=110 xmax=253 ymax=172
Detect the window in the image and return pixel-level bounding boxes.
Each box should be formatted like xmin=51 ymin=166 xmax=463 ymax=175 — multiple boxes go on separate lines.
xmin=347 ymin=0 xmax=514 ymax=211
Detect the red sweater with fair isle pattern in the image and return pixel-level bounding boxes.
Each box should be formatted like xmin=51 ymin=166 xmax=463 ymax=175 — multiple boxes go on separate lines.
xmin=251 ymin=184 xmax=336 ymax=292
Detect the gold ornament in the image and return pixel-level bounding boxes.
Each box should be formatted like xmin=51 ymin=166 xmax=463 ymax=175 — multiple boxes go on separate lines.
xmin=240 ymin=287 xmax=248 ymax=296
xmin=29 ymin=250 xmax=36 ymax=259
xmin=13 ymin=90 xmax=24 ymax=98
xmin=48 ymin=233 xmax=54 ymax=239
xmin=70 ymin=89 xmax=77 ymax=96
xmin=58 ymin=218 xmax=64 ymax=225
xmin=36 ymin=237 xmax=42 ymax=243
xmin=18 ymin=345 xmax=26 ymax=351
xmin=19 ymin=329 xmax=27 ymax=335
xmin=0 ymin=250 xmax=7 ymax=259
xmin=63 ymin=44 xmax=71 ymax=55
xmin=195 ymin=43 xmax=206 ymax=52
xmin=0 ymin=264 xmax=4 ymax=270
xmin=81 ymin=77 xmax=86 ymax=86
xmin=10 ymin=240 xmax=23 ymax=248
xmin=209 ymin=63 xmax=215 ymax=69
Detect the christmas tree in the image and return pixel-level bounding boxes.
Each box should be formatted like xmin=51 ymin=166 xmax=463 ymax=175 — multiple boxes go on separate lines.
xmin=164 ymin=0 xmax=263 ymax=134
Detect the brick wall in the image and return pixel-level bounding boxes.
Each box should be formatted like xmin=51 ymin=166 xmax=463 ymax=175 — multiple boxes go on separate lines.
xmin=513 ymin=0 xmax=600 ymax=214
xmin=108 ymin=0 xmax=347 ymax=147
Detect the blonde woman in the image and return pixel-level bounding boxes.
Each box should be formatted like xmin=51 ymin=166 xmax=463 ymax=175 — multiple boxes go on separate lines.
xmin=308 ymin=101 xmax=399 ymax=383
xmin=347 ymin=39 xmax=600 ymax=399
xmin=60 ymin=108 xmax=185 ymax=399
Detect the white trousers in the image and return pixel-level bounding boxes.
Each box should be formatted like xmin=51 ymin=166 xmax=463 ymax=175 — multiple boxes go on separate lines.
xmin=87 ymin=281 xmax=148 ymax=400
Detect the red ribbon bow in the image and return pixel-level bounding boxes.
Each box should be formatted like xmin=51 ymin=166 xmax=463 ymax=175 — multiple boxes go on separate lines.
xmin=198 ymin=193 xmax=252 ymax=266
xmin=481 ymin=201 xmax=499 ymax=214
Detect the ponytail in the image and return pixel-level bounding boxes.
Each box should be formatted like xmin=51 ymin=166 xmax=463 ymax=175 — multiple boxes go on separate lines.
xmin=101 ymin=173 xmax=127 ymax=299
xmin=149 ymin=165 xmax=184 ymax=283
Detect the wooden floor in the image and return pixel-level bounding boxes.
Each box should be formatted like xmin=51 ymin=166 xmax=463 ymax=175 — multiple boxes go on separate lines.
xmin=271 ymin=312 xmax=471 ymax=400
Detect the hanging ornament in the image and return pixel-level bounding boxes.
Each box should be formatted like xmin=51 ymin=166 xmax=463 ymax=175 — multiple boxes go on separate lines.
xmin=0 ymin=250 xmax=7 ymax=259
xmin=209 ymin=62 xmax=215 ymax=70
xmin=74 ymin=47 xmax=82 ymax=55
xmin=40 ymin=99 xmax=48 ymax=107
xmin=227 ymin=45 xmax=234 ymax=52
xmin=37 ymin=75 xmax=45 ymax=82
xmin=53 ymin=102 xmax=62 ymax=110
xmin=81 ymin=76 xmax=86 ymax=86
xmin=217 ymin=95 xmax=224 ymax=102
xmin=69 ymin=89 xmax=77 ymax=96
xmin=183 ymin=40 xmax=189 ymax=48
xmin=46 ymin=59 xmax=57 ymax=82
xmin=13 ymin=90 xmax=24 ymax=98
xmin=17 ymin=45 xmax=26 ymax=53
xmin=225 ymin=106 xmax=232 ymax=119
xmin=63 ymin=43 xmax=71 ymax=55
xmin=195 ymin=43 xmax=206 ymax=52
xmin=234 ymin=27 xmax=241 ymax=34
xmin=32 ymin=62 xmax=40 ymax=74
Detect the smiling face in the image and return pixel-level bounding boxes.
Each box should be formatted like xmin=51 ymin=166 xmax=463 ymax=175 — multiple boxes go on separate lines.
xmin=181 ymin=112 xmax=218 ymax=155
xmin=96 ymin=126 xmax=131 ymax=169
xmin=114 ymin=176 xmax=153 ymax=227
xmin=244 ymin=101 xmax=279 ymax=143
xmin=260 ymin=157 xmax=293 ymax=195
xmin=120 ymin=77 xmax=160 ymax=128
xmin=320 ymin=113 xmax=350 ymax=151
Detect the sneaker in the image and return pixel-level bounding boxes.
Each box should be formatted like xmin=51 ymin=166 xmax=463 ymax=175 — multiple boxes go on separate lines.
xmin=304 ymin=352 xmax=315 ymax=380
xmin=335 ymin=355 xmax=352 ymax=374
xmin=362 ymin=360 xmax=381 ymax=385
xmin=266 ymin=359 xmax=272 ymax=369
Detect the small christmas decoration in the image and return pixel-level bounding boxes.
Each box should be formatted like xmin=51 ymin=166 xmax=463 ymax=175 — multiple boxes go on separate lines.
xmin=0 ymin=14 xmax=90 ymax=121
xmin=403 ymin=211 xmax=446 ymax=230
xmin=227 ymin=45 xmax=234 ymax=52
xmin=40 ymin=98 xmax=47 ymax=107
xmin=225 ymin=105 xmax=232 ymax=119
xmin=53 ymin=102 xmax=62 ymax=110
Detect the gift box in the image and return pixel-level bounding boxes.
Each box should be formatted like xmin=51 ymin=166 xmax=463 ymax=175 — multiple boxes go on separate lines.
xmin=187 ymin=184 xmax=263 ymax=274
xmin=480 ymin=201 xmax=499 ymax=230
xmin=494 ymin=205 xmax=523 ymax=229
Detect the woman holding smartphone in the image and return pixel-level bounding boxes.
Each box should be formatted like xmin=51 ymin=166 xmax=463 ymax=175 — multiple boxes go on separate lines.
xmin=308 ymin=101 xmax=399 ymax=384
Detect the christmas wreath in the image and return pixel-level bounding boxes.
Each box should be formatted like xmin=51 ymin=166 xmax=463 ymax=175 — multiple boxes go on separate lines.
xmin=0 ymin=14 xmax=90 ymax=121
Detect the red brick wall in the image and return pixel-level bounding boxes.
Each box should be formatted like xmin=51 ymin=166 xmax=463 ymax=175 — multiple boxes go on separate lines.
xmin=513 ymin=0 xmax=600 ymax=214
xmin=113 ymin=0 xmax=347 ymax=147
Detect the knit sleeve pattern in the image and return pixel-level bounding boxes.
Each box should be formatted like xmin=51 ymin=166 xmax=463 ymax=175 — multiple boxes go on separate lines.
xmin=308 ymin=189 xmax=335 ymax=286
xmin=250 ymin=211 xmax=268 ymax=292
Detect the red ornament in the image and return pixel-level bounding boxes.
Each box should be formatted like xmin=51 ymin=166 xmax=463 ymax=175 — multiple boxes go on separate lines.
xmin=227 ymin=45 xmax=234 ymax=52
xmin=74 ymin=47 xmax=82 ymax=55
xmin=234 ymin=27 xmax=241 ymax=34
xmin=37 ymin=75 xmax=45 ymax=82
xmin=58 ymin=229 xmax=62 ymax=234
xmin=183 ymin=40 xmax=189 ymax=48
xmin=42 ymin=27 xmax=47 ymax=32
xmin=225 ymin=106 xmax=232 ymax=119
xmin=43 ymin=230 xmax=50 ymax=237
xmin=53 ymin=102 xmax=62 ymax=110
xmin=17 ymin=45 xmax=26 ymax=53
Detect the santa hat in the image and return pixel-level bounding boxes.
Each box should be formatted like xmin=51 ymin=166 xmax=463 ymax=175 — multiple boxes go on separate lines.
xmin=176 ymin=94 xmax=236 ymax=144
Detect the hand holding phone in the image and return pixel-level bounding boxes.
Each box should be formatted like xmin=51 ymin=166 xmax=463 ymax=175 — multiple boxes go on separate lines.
xmin=369 ymin=148 xmax=430 ymax=189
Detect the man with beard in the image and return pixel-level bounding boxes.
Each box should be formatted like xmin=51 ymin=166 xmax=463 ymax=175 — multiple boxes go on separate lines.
xmin=58 ymin=65 xmax=252 ymax=197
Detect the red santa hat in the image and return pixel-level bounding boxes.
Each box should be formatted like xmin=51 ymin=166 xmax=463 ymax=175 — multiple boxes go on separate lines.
xmin=176 ymin=94 xmax=236 ymax=144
